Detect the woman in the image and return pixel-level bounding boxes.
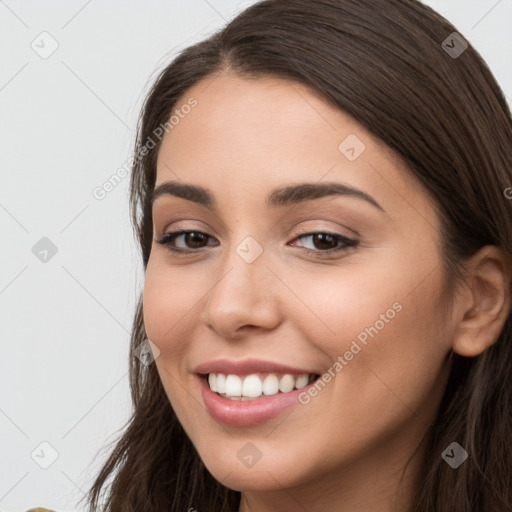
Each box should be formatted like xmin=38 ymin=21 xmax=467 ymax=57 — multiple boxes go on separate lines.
xmin=82 ymin=0 xmax=512 ymax=510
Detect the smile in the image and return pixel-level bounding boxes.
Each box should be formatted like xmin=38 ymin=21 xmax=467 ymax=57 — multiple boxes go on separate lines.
xmin=194 ymin=358 xmax=322 ymax=426
xmin=207 ymin=372 xmax=318 ymax=400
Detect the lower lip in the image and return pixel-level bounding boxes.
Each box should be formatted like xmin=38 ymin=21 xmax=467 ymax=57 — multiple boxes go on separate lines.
xmin=197 ymin=375 xmax=311 ymax=427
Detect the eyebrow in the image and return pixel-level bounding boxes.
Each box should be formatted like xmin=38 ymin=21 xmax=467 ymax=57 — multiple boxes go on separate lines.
xmin=150 ymin=180 xmax=385 ymax=213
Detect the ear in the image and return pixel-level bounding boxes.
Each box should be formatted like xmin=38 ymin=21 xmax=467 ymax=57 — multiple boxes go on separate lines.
xmin=452 ymin=245 xmax=511 ymax=357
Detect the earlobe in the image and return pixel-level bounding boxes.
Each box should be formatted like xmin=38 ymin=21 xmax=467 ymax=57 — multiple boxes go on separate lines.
xmin=452 ymin=245 xmax=511 ymax=358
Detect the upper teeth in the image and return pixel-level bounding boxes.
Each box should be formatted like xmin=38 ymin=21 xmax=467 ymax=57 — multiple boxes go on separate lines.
xmin=208 ymin=373 xmax=312 ymax=400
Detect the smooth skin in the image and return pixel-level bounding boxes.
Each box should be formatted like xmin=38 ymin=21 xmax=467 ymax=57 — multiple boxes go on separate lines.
xmin=143 ymin=71 xmax=510 ymax=512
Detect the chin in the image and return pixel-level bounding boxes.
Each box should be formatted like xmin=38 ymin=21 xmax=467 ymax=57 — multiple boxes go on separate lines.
xmin=197 ymin=442 xmax=312 ymax=492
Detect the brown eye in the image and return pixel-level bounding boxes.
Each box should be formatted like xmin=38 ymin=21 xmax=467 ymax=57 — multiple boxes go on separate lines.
xmin=156 ymin=230 xmax=218 ymax=252
xmin=177 ymin=231 xmax=209 ymax=249
xmin=305 ymin=233 xmax=338 ymax=251
xmin=290 ymin=231 xmax=358 ymax=257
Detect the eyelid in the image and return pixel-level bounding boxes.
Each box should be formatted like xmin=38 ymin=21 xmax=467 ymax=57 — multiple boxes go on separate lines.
xmin=291 ymin=224 xmax=355 ymax=239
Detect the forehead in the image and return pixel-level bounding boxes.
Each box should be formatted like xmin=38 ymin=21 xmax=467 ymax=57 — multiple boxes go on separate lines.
xmin=158 ymin=72 xmax=373 ymax=169
xmin=155 ymin=72 xmax=435 ymax=227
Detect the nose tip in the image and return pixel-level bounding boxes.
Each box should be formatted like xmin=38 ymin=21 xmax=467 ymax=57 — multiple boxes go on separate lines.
xmin=199 ymin=256 xmax=282 ymax=338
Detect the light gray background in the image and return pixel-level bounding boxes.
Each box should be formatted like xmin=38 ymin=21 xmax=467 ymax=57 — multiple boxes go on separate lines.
xmin=1 ymin=1 xmax=511 ymax=510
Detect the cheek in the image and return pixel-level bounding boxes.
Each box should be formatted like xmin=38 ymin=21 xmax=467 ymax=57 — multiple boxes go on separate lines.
xmin=142 ymin=261 xmax=207 ymax=428
xmin=285 ymin=255 xmax=450 ymax=426
xmin=302 ymin=244 xmax=449 ymax=364
xmin=142 ymin=259 xmax=201 ymax=353
xmin=282 ymin=259 xmax=411 ymax=358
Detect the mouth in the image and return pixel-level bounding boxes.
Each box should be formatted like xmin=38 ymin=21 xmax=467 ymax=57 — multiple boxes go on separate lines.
xmin=194 ymin=358 xmax=324 ymax=426
xmin=197 ymin=371 xmax=322 ymax=426
xmin=201 ymin=372 xmax=321 ymax=401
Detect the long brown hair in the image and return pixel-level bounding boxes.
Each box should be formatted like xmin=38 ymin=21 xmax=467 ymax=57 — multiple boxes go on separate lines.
xmin=82 ymin=0 xmax=512 ymax=510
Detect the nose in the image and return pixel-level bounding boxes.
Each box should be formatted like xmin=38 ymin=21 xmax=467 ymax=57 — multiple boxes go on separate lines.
xmin=199 ymin=241 xmax=282 ymax=339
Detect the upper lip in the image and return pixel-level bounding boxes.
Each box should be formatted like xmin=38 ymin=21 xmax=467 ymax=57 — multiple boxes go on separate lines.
xmin=194 ymin=358 xmax=319 ymax=376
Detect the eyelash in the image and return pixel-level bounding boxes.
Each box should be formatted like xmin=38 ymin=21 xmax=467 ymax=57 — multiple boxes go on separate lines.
xmin=155 ymin=229 xmax=359 ymax=257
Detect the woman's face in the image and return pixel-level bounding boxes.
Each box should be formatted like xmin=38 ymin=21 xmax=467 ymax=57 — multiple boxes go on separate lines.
xmin=143 ymin=71 xmax=454 ymax=494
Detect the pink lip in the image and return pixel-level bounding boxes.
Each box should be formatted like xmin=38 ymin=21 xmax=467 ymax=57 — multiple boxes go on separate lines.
xmin=197 ymin=374 xmax=313 ymax=427
xmin=194 ymin=358 xmax=316 ymax=376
